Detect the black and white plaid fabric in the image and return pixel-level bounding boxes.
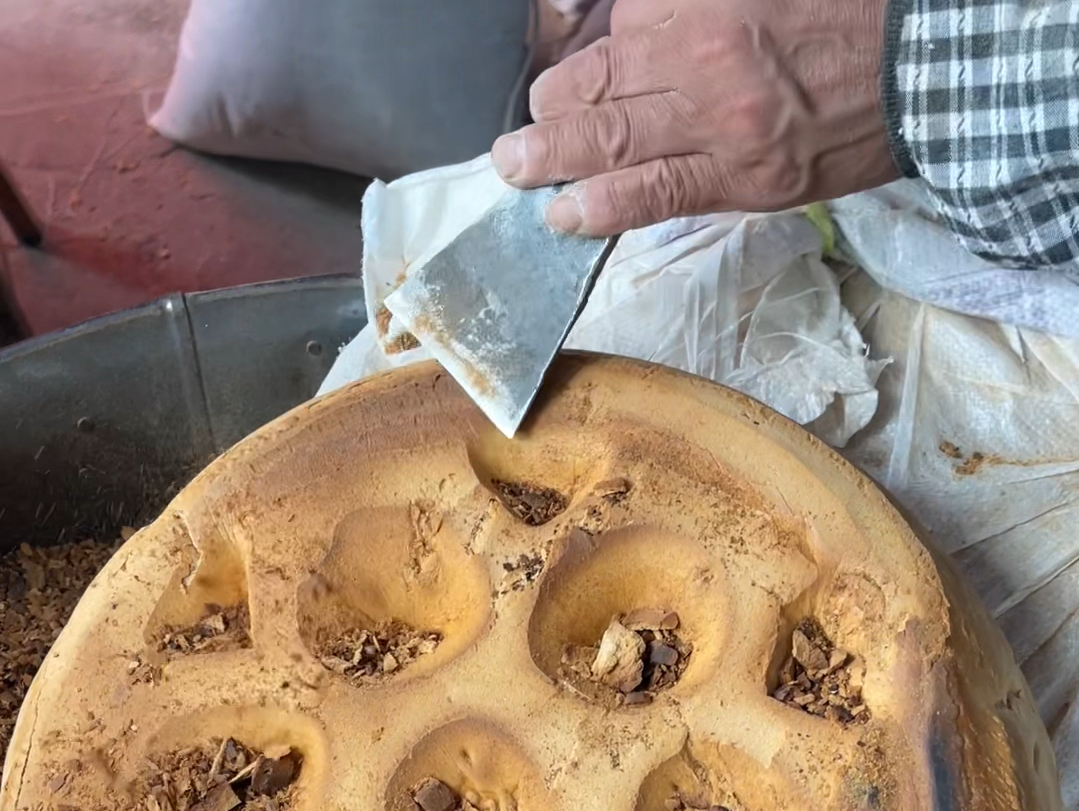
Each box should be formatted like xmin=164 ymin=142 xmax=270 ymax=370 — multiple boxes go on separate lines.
xmin=881 ymin=0 xmax=1079 ymax=271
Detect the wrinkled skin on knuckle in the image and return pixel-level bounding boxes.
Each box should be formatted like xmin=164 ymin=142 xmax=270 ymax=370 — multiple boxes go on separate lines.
xmin=680 ymin=11 xmax=738 ymax=69
xmin=640 ymin=159 xmax=691 ymax=221
xmin=528 ymin=66 xmax=561 ymax=121
xmin=634 ymin=87 xmax=706 ymax=154
xmin=529 ymin=49 xmax=597 ymax=120
xmin=520 ymin=108 xmax=636 ymax=181
xmin=682 ymin=158 xmax=738 ymax=215
xmin=575 ymin=165 xmax=680 ymax=234
xmin=727 ymin=92 xmax=782 ymax=148
xmin=665 ymin=93 xmax=704 ymax=141
xmin=601 ymin=105 xmax=638 ymax=168
xmin=530 ymin=39 xmax=622 ymax=122
xmin=571 ymin=40 xmax=617 ymax=106
xmin=706 ymin=164 xmax=738 ymax=211
xmin=550 ymin=110 xmax=632 ymax=178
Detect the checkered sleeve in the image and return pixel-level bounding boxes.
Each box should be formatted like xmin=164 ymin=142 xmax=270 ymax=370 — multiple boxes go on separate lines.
xmin=881 ymin=0 xmax=1079 ymax=270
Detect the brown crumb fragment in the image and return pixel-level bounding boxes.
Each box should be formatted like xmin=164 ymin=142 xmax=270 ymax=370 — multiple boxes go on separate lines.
xmin=575 ymin=477 xmax=633 ymax=535
xmin=157 ymin=604 xmax=252 ymax=656
xmin=559 ymin=610 xmax=691 ymax=708
xmin=942 ymin=442 xmax=1004 ymax=476
xmin=496 ymin=552 xmax=546 ymax=596
xmin=375 ymin=305 xmax=392 ymax=337
xmin=955 ymin=451 xmax=989 ymax=476
xmin=127 ymin=651 xmax=164 ymax=686
xmin=385 ymin=331 xmax=421 ymax=355
xmin=938 ymin=440 xmax=962 ymax=459
xmin=492 ymin=480 xmax=567 ymax=526
xmin=316 ymin=620 xmax=441 ymax=682
xmin=140 ymin=738 xmax=301 ymax=811
xmin=771 ymin=618 xmax=869 ymax=726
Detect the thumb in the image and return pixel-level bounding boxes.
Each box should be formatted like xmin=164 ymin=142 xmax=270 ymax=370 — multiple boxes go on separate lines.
xmin=546 ymin=154 xmax=724 ymax=236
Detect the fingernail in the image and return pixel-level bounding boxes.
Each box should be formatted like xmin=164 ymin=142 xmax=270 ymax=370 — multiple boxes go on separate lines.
xmin=547 ymin=190 xmax=583 ymax=233
xmin=492 ymin=133 xmax=524 ymax=180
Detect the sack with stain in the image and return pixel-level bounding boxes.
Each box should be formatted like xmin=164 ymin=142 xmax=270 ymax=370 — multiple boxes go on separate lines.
xmin=840 ymin=275 xmax=1079 ymax=808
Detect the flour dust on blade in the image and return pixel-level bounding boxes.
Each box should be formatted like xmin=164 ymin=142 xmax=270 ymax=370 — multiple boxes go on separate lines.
xmin=385 ymin=185 xmax=617 ymax=437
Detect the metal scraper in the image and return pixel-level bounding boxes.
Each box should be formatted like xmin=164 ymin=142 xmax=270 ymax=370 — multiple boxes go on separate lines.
xmin=384 ymin=184 xmax=618 ymax=438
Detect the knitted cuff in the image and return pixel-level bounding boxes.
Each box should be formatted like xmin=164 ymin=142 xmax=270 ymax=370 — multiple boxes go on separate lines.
xmin=880 ymin=0 xmax=920 ymax=178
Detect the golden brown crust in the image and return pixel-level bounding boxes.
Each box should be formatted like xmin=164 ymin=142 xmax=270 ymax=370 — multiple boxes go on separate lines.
xmin=0 ymin=354 xmax=1062 ymax=811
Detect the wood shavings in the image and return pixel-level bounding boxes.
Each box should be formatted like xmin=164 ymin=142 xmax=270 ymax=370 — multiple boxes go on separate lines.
xmin=664 ymin=794 xmax=733 ymax=811
xmin=1 ymin=538 xmax=121 ymax=757
xmin=496 ymin=552 xmax=546 ymax=596
xmin=491 ymin=481 xmax=567 ymax=527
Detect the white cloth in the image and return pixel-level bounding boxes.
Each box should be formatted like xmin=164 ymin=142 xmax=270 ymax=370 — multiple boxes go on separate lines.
xmin=830 ymin=181 xmax=1079 ymax=338
xmin=318 ymin=155 xmax=886 ymax=448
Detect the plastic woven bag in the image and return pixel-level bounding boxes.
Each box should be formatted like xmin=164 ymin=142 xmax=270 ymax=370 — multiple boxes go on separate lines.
xmin=841 ymin=275 xmax=1079 ymax=808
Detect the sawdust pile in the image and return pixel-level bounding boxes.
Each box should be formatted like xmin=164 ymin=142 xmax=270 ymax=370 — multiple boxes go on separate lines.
xmin=157 ymin=605 xmax=252 ymax=655
xmin=771 ymin=618 xmax=869 ymax=725
xmin=140 ymin=738 xmax=301 ymax=811
xmin=560 ymin=609 xmax=691 ymax=708
xmin=316 ymin=620 xmax=441 ymax=682
xmin=1 ymin=538 xmax=121 ymax=756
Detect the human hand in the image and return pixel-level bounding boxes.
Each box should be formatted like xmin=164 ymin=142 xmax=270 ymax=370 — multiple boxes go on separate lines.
xmin=493 ymin=0 xmax=899 ymax=235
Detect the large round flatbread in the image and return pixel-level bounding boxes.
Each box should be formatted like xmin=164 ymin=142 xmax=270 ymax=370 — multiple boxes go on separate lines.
xmin=0 ymin=355 xmax=1062 ymax=811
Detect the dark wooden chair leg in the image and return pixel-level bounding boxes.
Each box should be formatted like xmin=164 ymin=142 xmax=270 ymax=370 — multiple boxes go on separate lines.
xmin=0 ymin=253 xmax=28 ymax=346
xmin=0 ymin=163 xmax=42 ymax=248
xmin=0 ymin=290 xmax=27 ymax=346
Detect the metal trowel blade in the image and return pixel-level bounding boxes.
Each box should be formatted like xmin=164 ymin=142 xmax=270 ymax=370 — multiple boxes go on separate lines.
xmin=384 ymin=185 xmax=616 ymax=438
